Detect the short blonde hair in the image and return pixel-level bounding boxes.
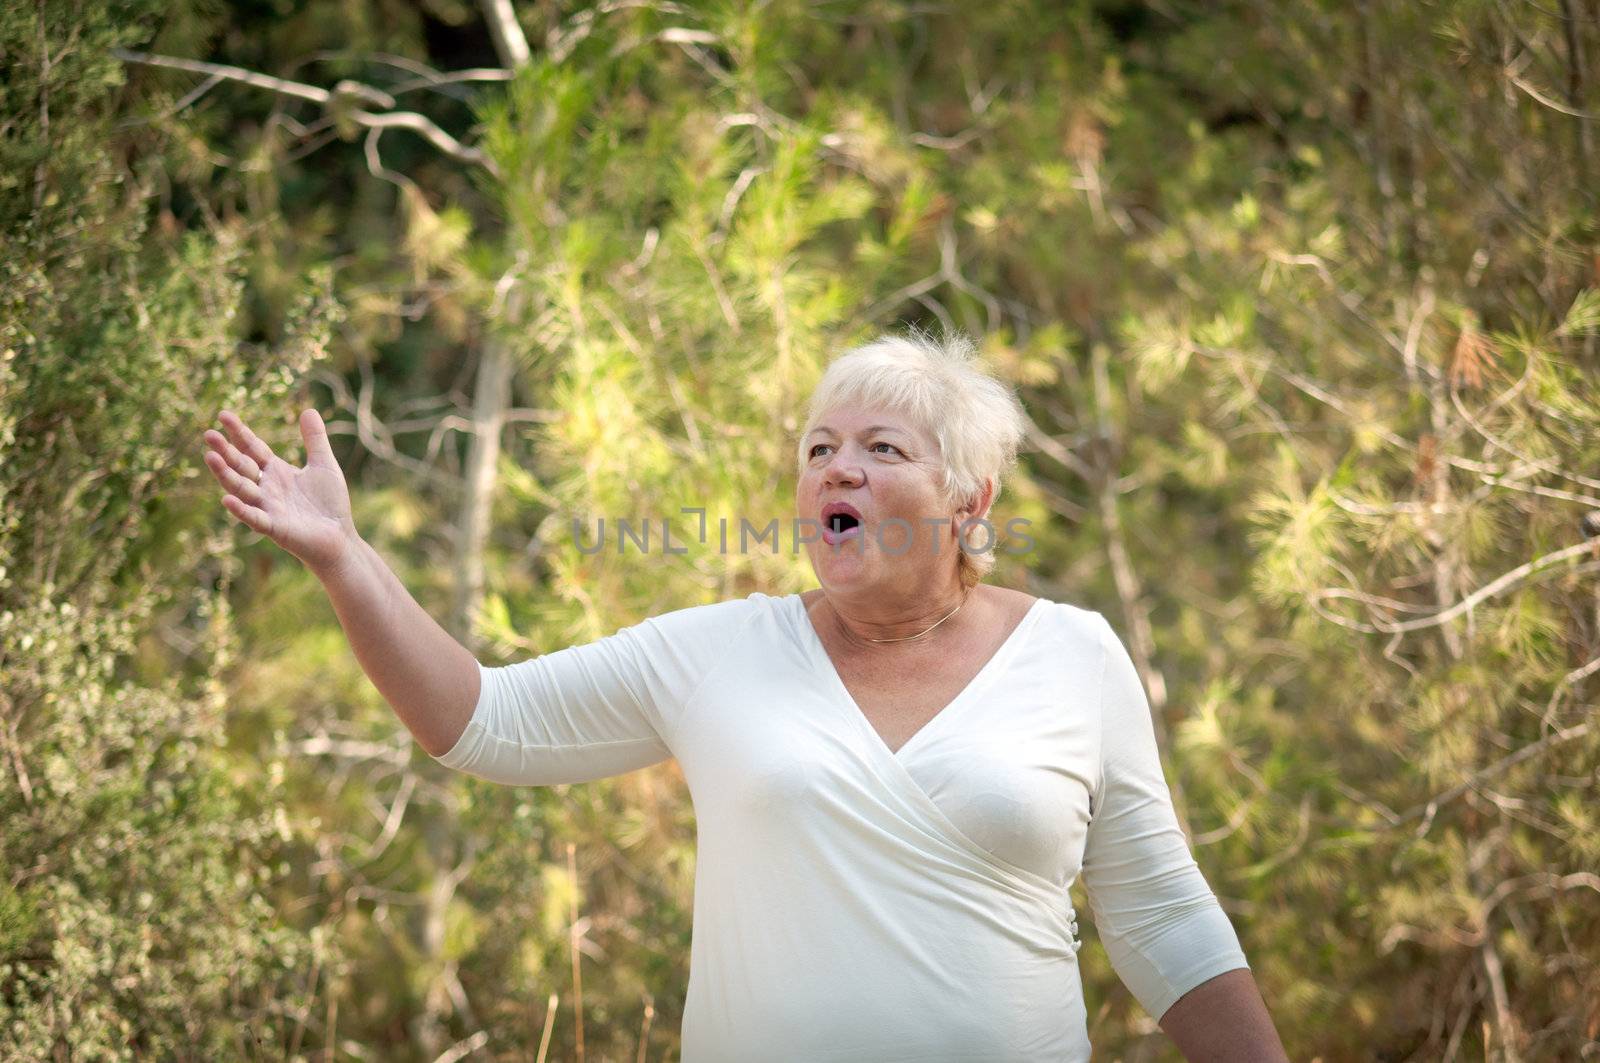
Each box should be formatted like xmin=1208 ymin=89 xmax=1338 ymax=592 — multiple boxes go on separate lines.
xmin=795 ymin=325 xmax=1029 ymax=588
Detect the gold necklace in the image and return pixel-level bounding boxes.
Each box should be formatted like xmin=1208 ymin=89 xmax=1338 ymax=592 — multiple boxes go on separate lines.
xmin=832 ymin=589 xmax=971 ymax=645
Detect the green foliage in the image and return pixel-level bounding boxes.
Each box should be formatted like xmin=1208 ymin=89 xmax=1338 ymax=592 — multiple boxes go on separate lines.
xmin=8 ymin=0 xmax=1600 ymax=1059
xmin=0 ymin=1 xmax=338 ymax=1054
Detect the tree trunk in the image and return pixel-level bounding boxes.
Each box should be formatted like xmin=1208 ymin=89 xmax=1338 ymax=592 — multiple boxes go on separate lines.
xmin=449 ymin=0 xmax=534 ymax=647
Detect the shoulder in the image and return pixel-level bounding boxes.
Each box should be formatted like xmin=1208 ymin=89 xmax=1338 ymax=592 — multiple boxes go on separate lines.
xmin=1016 ymin=589 xmax=1109 ymax=648
xmin=633 ymin=590 xmax=776 ymax=644
xmin=616 ymin=594 xmax=776 ymax=710
xmin=980 ymin=584 xmax=1042 ymax=625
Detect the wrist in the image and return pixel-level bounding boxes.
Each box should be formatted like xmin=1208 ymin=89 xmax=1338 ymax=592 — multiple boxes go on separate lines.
xmin=310 ymin=530 xmax=368 ymax=587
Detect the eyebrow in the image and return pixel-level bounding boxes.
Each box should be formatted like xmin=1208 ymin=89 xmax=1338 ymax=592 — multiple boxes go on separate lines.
xmin=806 ymin=424 xmax=907 ymax=439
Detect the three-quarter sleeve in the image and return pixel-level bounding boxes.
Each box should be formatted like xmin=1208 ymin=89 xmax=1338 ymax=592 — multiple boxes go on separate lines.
xmin=1078 ymin=612 xmax=1250 ymax=1023
xmin=430 ymin=596 xmax=757 ymax=786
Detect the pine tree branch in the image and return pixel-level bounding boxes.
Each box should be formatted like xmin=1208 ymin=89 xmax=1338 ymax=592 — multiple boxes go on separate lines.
xmin=111 ymin=48 xmax=500 ymax=176
xmin=478 ymin=0 xmax=531 ymax=69
xmin=1312 ymin=542 xmax=1600 ymax=634
xmin=1402 ymin=720 xmax=1592 ymax=837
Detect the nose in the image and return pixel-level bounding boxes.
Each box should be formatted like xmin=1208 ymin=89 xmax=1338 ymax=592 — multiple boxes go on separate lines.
xmin=822 ymin=446 xmax=863 ymax=488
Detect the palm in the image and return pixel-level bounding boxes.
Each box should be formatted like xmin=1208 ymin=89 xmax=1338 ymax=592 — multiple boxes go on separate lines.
xmin=263 ymin=461 xmax=354 ymax=563
xmin=202 ymin=408 xmax=357 ymax=574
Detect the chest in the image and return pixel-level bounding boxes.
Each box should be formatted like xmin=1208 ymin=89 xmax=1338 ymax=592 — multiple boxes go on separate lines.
xmin=828 ymin=649 xmax=992 ymax=753
xmin=676 ymin=623 xmax=1103 ymax=887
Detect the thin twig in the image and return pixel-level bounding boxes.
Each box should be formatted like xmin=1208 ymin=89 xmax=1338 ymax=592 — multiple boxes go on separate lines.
xmin=111 ymin=49 xmax=499 ymax=175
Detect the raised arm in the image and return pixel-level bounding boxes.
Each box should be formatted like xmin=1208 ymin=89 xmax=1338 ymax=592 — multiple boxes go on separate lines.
xmin=203 ymin=408 xmax=478 ymax=757
xmin=317 ymin=535 xmax=480 ymax=758
xmin=429 ymin=597 xmax=755 ymax=785
xmin=1078 ymin=613 xmax=1287 ymax=1061
xmin=203 ymin=407 xmax=755 ymax=786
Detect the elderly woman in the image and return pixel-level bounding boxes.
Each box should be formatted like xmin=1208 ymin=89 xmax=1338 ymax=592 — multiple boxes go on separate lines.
xmin=202 ymin=329 xmax=1288 ymax=1061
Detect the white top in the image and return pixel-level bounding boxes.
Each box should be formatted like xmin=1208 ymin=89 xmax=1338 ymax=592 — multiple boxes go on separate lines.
xmin=432 ymin=591 xmax=1250 ymax=1061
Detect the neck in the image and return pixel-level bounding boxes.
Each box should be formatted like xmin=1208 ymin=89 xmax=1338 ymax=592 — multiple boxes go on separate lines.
xmin=825 ymin=583 xmax=973 ymax=648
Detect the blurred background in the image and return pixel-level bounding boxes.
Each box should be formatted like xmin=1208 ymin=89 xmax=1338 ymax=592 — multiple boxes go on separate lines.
xmin=4 ymin=0 xmax=1599 ymax=1059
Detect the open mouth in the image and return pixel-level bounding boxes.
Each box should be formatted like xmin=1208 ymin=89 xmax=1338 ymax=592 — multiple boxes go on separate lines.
xmin=820 ymin=502 xmax=864 ymax=545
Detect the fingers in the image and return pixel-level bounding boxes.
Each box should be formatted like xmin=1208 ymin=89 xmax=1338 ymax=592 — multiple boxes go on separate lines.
xmin=299 ymin=408 xmax=337 ymax=469
xmin=206 ymin=410 xmax=277 ymax=538
xmin=203 ymin=427 xmax=265 ymax=484
xmin=203 ymin=448 xmax=266 ymax=504
xmin=220 ymin=492 xmax=274 ymax=537
xmin=218 ymin=410 xmax=278 ymax=472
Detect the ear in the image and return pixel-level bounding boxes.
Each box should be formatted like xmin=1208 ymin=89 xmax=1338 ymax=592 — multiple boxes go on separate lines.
xmin=956 ymin=477 xmax=996 ymax=524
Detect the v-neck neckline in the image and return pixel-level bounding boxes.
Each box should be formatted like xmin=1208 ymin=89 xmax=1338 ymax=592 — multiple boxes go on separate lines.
xmin=788 ymin=592 xmax=1048 ymax=762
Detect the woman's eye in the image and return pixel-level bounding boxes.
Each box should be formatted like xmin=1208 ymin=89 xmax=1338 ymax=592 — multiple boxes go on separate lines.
xmin=809 ymin=442 xmax=898 ymax=457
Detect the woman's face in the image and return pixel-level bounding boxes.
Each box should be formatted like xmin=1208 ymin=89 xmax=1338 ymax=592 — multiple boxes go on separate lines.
xmin=796 ymin=402 xmax=975 ymax=598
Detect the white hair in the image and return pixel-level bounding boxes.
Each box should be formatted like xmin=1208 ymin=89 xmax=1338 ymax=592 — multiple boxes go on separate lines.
xmin=795 ymin=324 xmax=1029 ymax=588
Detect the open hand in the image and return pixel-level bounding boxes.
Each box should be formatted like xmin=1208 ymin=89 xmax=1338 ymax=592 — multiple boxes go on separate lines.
xmin=202 ymin=408 xmax=359 ymax=577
